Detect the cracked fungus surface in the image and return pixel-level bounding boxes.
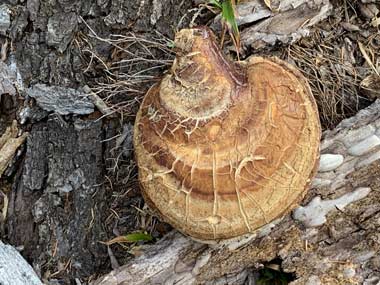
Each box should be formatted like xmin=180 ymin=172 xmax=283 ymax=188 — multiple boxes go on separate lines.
xmin=134 ymin=27 xmax=321 ymax=241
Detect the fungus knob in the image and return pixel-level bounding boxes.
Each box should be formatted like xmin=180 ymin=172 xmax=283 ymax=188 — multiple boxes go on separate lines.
xmin=133 ymin=27 xmax=321 ymax=241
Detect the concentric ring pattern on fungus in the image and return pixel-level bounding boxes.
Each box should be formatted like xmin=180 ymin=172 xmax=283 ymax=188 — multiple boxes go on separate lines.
xmin=134 ymin=27 xmax=321 ymax=241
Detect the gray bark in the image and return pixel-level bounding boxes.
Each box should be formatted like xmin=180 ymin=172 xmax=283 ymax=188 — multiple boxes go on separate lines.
xmin=7 ymin=116 xmax=107 ymax=280
xmin=94 ymin=100 xmax=380 ymax=285
xmin=1 ymin=0 xmax=195 ymax=282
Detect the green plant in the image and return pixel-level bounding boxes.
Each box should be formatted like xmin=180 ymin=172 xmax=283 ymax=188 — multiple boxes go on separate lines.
xmin=209 ymin=0 xmax=240 ymax=57
xmin=104 ymin=232 xmax=154 ymax=245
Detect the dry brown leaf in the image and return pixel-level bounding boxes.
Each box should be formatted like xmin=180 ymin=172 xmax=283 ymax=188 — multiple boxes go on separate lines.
xmin=102 ymin=233 xmax=153 ymax=245
xmin=102 ymin=236 xmax=128 ymax=245
xmin=341 ymin=22 xmax=360 ymax=32
xmin=360 ymin=74 xmax=380 ymax=99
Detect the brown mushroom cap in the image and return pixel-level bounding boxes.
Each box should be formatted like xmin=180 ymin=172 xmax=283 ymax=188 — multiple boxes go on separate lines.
xmin=134 ymin=27 xmax=321 ymax=241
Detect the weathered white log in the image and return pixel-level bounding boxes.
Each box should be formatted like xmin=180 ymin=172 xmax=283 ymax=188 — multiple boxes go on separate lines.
xmin=0 ymin=241 xmax=43 ymax=285
xmin=318 ymin=154 xmax=344 ymax=172
xmin=94 ymin=100 xmax=380 ymax=285
xmin=211 ymin=0 xmax=332 ymax=51
xmin=240 ymin=0 xmax=333 ymax=50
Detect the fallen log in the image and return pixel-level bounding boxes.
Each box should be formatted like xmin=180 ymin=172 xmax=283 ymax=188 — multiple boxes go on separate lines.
xmin=0 ymin=241 xmax=43 ymax=285
xmin=211 ymin=0 xmax=333 ymax=52
xmin=94 ymin=99 xmax=380 ymax=285
xmin=239 ymin=0 xmax=333 ymax=50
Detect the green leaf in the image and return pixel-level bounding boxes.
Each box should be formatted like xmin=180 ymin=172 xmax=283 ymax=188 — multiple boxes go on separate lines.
xmin=221 ymin=0 xmax=240 ymax=56
xmin=124 ymin=233 xmax=154 ymax=242
xmin=167 ymin=40 xmax=175 ymax=49
xmin=209 ymin=0 xmax=222 ymax=9
xmin=104 ymin=232 xmax=153 ymax=245
xmin=207 ymin=0 xmax=240 ymax=56
xmin=221 ymin=0 xmax=239 ymax=37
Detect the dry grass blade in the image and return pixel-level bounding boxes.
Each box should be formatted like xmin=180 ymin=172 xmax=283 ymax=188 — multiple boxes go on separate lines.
xmin=287 ymin=31 xmax=366 ymax=129
xmin=263 ymin=0 xmax=272 ymax=10
xmin=358 ymin=41 xmax=379 ymax=76
xmin=78 ymin=16 xmax=175 ymax=117
xmin=75 ymin=19 xmax=172 ymax=252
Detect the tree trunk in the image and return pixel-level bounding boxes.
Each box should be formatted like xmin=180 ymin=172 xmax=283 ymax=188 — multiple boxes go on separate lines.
xmin=0 ymin=0 xmax=193 ymax=282
xmin=94 ymin=99 xmax=380 ymax=285
xmin=8 ymin=116 xmax=107 ymax=279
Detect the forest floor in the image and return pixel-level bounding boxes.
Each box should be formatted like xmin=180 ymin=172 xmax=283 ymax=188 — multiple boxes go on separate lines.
xmin=0 ymin=0 xmax=379 ymax=284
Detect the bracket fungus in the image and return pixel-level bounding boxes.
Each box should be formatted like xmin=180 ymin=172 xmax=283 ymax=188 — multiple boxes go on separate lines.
xmin=133 ymin=27 xmax=321 ymax=241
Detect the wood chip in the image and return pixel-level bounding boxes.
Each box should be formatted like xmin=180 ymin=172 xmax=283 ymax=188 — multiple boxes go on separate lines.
xmin=0 ymin=121 xmax=28 ymax=177
xmin=360 ymin=74 xmax=380 ymax=98
xmin=341 ymin=22 xmax=360 ymax=31
xmin=371 ymin=17 xmax=380 ymax=27
xmin=83 ymin=85 xmax=115 ymax=117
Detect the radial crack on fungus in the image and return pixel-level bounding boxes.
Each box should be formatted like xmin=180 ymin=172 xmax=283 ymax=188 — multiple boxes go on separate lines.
xmin=133 ymin=27 xmax=321 ymax=242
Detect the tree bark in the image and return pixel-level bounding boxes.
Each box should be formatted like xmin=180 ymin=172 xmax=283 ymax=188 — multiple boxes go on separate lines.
xmin=7 ymin=116 xmax=108 ymax=280
xmin=94 ymin=100 xmax=380 ymax=285
xmin=1 ymin=0 xmax=194 ymax=282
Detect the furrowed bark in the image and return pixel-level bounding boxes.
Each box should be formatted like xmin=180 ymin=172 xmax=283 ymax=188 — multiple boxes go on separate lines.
xmin=1 ymin=0 xmax=195 ymax=282
xmin=7 ymin=116 xmax=108 ymax=281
